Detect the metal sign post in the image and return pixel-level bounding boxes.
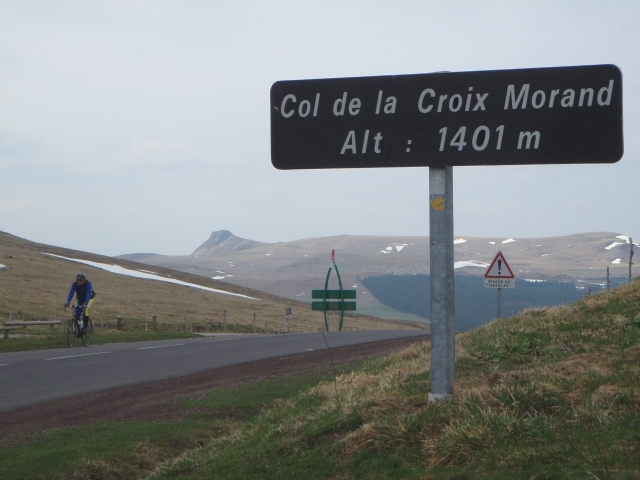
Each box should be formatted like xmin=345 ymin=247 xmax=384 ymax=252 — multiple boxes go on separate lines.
xmin=428 ymin=167 xmax=455 ymax=401
xmin=285 ymin=307 xmax=291 ymax=333
xmin=630 ymin=238 xmax=634 ymax=284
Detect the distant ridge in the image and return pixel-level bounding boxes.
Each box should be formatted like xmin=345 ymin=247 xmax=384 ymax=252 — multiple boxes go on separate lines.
xmin=191 ymin=230 xmax=270 ymax=256
xmin=117 ymin=253 xmax=162 ymax=262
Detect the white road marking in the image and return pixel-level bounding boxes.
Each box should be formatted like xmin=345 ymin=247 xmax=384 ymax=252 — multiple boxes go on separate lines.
xmin=0 ymin=364 xmax=8 ymax=366
xmin=46 ymin=352 xmax=111 ymax=361
xmin=205 ymin=337 xmax=245 ymax=343
xmin=137 ymin=343 xmax=184 ymax=350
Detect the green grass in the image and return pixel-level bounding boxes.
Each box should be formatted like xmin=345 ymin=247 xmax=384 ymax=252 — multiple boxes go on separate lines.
xmin=0 ymin=366 xmax=357 ymax=479
xmin=0 ymin=420 xmax=229 ymax=480
xmin=146 ymin=279 xmax=640 ymax=480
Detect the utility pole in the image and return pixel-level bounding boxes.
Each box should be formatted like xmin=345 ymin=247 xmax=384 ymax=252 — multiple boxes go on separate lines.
xmin=630 ymin=237 xmax=635 ymax=284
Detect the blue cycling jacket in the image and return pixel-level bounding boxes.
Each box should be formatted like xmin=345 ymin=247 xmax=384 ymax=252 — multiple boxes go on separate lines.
xmin=66 ymin=280 xmax=93 ymax=306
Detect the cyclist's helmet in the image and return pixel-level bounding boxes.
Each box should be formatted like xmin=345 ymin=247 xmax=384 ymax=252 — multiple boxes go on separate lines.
xmin=76 ymin=272 xmax=86 ymax=281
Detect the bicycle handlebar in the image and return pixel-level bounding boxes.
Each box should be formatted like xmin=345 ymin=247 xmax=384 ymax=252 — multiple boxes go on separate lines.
xmin=63 ymin=304 xmax=84 ymax=312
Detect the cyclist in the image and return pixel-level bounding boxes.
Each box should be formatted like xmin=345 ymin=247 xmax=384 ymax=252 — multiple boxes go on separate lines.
xmin=65 ymin=273 xmax=94 ymax=336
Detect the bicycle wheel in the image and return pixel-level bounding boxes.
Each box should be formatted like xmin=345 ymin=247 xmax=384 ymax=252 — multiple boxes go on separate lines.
xmin=66 ymin=319 xmax=78 ymax=348
xmin=82 ymin=319 xmax=93 ymax=346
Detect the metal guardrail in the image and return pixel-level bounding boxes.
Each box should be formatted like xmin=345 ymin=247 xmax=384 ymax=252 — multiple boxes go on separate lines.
xmin=3 ymin=320 xmax=62 ymax=336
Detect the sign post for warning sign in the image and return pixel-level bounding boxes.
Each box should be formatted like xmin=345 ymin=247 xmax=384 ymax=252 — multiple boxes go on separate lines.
xmin=484 ymin=251 xmax=515 ymax=319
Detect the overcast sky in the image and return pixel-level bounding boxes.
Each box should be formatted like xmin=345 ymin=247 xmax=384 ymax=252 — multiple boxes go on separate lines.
xmin=1 ymin=1 xmax=638 ymax=256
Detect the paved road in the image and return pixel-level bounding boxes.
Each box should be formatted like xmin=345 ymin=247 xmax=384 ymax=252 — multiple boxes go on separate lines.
xmin=0 ymin=330 xmax=428 ymax=412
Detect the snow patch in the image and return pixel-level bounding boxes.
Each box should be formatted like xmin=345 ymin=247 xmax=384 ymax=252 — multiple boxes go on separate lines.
xmin=453 ymin=239 xmax=467 ymax=244
xmin=489 ymin=241 xmax=495 ymax=245
xmin=42 ymin=253 xmax=258 ymax=300
xmin=605 ymin=242 xmax=625 ymax=250
xmin=612 ymin=258 xmax=621 ymax=264
xmin=524 ymin=279 xmax=545 ymax=283
xmin=454 ymin=260 xmax=489 ymax=269
xmin=541 ymin=254 xmax=549 ymax=257
xmin=395 ymin=245 xmax=404 ymax=252
xmin=0 ymin=264 xmax=6 ymax=270
xmin=616 ymin=235 xmax=640 ymax=246
xmin=502 ymin=238 xmax=515 ymax=244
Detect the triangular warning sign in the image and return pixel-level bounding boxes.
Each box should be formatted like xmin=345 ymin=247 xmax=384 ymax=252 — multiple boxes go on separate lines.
xmin=484 ymin=251 xmax=515 ymax=279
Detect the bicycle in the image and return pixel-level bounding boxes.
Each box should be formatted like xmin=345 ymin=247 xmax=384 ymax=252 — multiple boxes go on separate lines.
xmin=64 ymin=304 xmax=93 ymax=348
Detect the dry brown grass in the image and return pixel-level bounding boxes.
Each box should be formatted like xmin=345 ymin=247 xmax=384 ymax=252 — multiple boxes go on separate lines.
xmin=143 ymin=278 xmax=640 ymax=478
xmin=0 ymin=232 xmax=423 ymax=334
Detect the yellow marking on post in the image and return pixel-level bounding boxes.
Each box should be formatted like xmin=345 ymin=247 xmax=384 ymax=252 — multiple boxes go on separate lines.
xmin=430 ymin=197 xmax=445 ymax=211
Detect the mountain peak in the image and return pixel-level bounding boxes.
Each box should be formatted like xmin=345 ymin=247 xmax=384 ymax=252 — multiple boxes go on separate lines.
xmin=192 ymin=230 xmax=269 ymax=256
xmin=207 ymin=230 xmax=234 ymax=245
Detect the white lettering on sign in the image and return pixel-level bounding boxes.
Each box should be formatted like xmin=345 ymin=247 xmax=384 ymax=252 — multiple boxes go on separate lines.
xmin=384 ymin=96 xmax=397 ymax=114
xmin=518 ymin=131 xmax=540 ymax=150
xmin=419 ymin=89 xmax=489 ymax=114
xmin=334 ymin=93 xmax=347 ymax=116
xmin=341 ymin=131 xmax=356 ymax=154
xmin=579 ymin=88 xmax=594 ymax=107
xmin=281 ymin=94 xmax=296 ymax=118
xmin=597 ymin=80 xmax=614 ymax=105
xmin=375 ymin=91 xmax=398 ymax=114
xmin=349 ymin=97 xmax=361 ymax=115
xmin=418 ymin=88 xmax=435 ymax=113
xmin=504 ymin=84 xmax=530 ymax=109
xmin=373 ymin=132 xmax=383 ymax=153
xmin=472 ymin=126 xmax=490 ymax=151
xmin=280 ymin=93 xmax=320 ymax=118
xmin=504 ymin=80 xmax=614 ymax=110
xmin=473 ymin=92 xmax=488 ymax=111
xmin=531 ymin=90 xmax=546 ymax=109
xmin=484 ymin=278 xmax=515 ymax=289
xmin=340 ymin=130 xmax=382 ymax=154
xmin=439 ymin=125 xmax=505 ymax=152
xmin=298 ymin=100 xmax=311 ymax=117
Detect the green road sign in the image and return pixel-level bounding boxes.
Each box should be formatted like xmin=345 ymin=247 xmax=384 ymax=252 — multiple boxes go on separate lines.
xmin=312 ymin=301 xmax=357 ymax=311
xmin=312 ymin=289 xmax=356 ymax=299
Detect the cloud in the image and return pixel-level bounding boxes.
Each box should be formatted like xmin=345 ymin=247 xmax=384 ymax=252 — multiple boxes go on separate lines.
xmin=131 ymin=139 xmax=196 ymax=156
xmin=126 ymin=138 xmax=197 ymax=167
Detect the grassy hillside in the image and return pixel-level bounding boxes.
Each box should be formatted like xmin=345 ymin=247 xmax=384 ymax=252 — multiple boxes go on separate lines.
xmin=145 ymin=278 xmax=640 ymax=479
xmin=0 ymin=232 xmax=420 ymax=352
